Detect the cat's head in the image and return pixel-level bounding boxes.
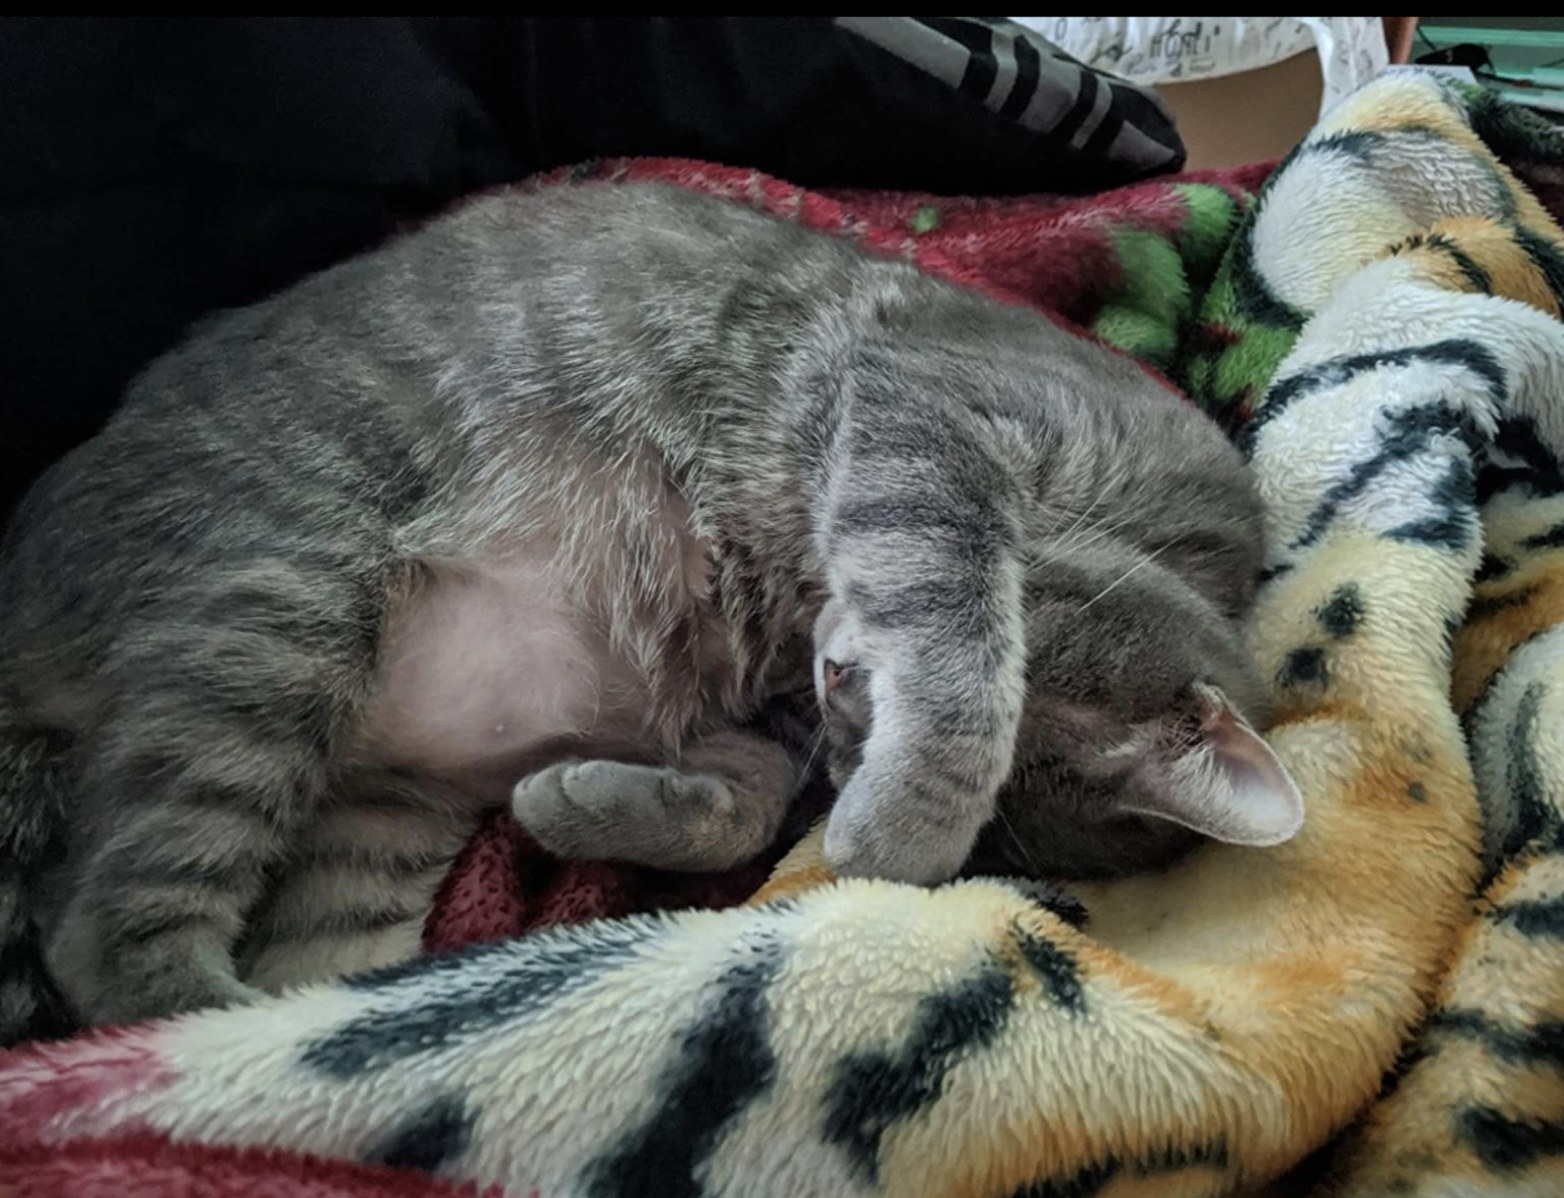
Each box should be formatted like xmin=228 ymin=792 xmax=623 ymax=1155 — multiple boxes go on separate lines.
xmin=817 ymin=533 xmax=1302 ymax=879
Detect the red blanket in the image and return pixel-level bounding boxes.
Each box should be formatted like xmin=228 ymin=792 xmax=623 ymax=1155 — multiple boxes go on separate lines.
xmin=0 ymin=155 xmax=1270 ymax=1196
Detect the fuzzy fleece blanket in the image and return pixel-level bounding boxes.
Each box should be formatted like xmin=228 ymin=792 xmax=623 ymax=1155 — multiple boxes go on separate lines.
xmin=4 ymin=70 xmax=1564 ymax=1198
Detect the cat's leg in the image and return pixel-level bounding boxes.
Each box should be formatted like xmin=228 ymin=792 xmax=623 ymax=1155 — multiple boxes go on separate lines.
xmin=240 ymin=772 xmax=484 ymax=992
xmin=41 ymin=558 xmax=389 ymax=1027
xmin=812 ymin=397 xmax=1028 ymax=885
xmin=512 ymin=729 xmax=801 ymax=872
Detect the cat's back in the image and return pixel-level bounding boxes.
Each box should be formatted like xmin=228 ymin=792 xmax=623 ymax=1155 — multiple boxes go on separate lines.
xmin=0 ymin=183 xmax=860 ymax=684
xmin=83 ymin=181 xmax=866 ymax=468
xmin=4 ymin=184 xmax=806 ymax=531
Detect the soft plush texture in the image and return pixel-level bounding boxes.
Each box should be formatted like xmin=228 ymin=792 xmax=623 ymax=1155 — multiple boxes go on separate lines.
xmin=3 ymin=70 xmax=1563 ymax=1198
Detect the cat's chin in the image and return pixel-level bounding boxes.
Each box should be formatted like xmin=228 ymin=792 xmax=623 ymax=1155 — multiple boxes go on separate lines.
xmin=962 ymin=812 xmax=1203 ymax=883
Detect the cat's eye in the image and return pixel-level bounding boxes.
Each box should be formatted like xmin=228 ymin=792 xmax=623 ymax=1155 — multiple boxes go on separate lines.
xmin=823 ymin=659 xmax=853 ymax=696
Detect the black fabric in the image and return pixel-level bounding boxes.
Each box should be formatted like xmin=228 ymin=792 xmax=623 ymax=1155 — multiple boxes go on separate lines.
xmin=0 ymin=17 xmax=1183 ymax=522
xmin=840 ymin=17 xmax=1182 ymax=174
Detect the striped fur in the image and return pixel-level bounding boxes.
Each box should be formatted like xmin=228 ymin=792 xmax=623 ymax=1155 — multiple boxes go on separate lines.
xmin=3 ymin=70 xmax=1564 ymax=1198
xmin=0 ymin=174 xmax=1266 ymax=1037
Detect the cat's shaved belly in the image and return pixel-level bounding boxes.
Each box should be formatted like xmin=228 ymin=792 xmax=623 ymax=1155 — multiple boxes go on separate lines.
xmin=351 ymin=545 xmax=665 ymax=801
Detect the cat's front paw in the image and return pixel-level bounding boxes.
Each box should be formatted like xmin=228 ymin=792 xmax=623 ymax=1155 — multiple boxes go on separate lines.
xmin=823 ymin=768 xmax=977 ymax=886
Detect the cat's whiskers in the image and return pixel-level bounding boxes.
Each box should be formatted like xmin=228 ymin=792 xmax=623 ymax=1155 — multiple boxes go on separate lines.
xmin=1075 ymin=542 xmax=1171 ymax=613
xmin=798 ymin=721 xmax=830 ymax=781
xmin=1062 ymin=512 xmax=1138 ymax=557
xmin=995 ymin=804 xmax=1044 ymax=879
xmin=1043 ymin=490 xmax=1106 ymax=550
xmin=1036 ymin=500 xmax=1142 ymax=567
xmin=1031 ymin=516 xmax=1137 ymax=576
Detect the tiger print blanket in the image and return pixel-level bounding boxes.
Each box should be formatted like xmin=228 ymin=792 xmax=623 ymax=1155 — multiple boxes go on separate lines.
xmin=3 ymin=70 xmax=1563 ymax=1198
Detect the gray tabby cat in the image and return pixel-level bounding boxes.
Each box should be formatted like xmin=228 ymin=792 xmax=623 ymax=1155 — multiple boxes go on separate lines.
xmin=0 ymin=180 xmax=1301 ymax=1045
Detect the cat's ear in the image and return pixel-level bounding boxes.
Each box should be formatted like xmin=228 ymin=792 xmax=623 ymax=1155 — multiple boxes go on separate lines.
xmin=1123 ymin=683 xmax=1304 ymax=847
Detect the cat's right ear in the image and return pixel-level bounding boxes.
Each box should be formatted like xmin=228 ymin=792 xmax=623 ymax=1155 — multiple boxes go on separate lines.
xmin=1123 ymin=683 xmax=1304 ymax=848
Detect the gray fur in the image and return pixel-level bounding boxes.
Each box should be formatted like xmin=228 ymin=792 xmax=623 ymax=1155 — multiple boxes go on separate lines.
xmin=818 ymin=412 xmax=1287 ymax=881
xmin=826 ymin=530 xmax=1277 ymax=881
xmin=0 ymin=180 xmax=1281 ymax=1043
xmin=514 ymin=727 xmax=801 ymax=873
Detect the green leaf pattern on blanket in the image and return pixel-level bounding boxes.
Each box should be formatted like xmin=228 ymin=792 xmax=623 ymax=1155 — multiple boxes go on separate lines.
xmin=1086 ymin=182 xmax=1249 ymax=372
